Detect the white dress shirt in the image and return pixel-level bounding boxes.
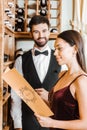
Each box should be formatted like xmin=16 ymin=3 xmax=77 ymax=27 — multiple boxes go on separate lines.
xmin=11 ymin=45 xmax=51 ymax=128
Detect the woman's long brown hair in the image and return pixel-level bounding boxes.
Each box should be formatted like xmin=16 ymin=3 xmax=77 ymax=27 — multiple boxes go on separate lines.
xmin=58 ymin=30 xmax=86 ymax=72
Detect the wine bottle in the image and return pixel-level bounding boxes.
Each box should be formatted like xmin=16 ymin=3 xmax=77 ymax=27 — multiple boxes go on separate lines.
xmin=40 ymin=0 xmax=47 ymax=7
xmin=40 ymin=8 xmax=47 ymax=16
xmin=50 ymin=28 xmax=58 ymax=33
xmin=4 ymin=8 xmax=10 ymax=13
xmin=15 ymin=17 xmax=24 ymax=32
xmin=8 ymin=2 xmax=14 ymax=8
xmin=16 ymin=7 xmax=24 ymax=17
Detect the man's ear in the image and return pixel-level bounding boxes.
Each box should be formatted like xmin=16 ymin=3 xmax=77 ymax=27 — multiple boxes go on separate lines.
xmin=48 ymin=30 xmax=50 ymax=37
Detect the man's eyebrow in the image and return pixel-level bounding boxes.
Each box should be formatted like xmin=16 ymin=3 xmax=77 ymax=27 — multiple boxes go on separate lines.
xmin=32 ymin=30 xmax=38 ymax=32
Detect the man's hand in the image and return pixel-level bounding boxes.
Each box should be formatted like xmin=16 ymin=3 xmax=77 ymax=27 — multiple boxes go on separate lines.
xmin=35 ymin=88 xmax=49 ymax=103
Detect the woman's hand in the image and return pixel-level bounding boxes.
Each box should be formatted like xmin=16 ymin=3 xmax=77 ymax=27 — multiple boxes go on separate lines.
xmin=14 ymin=128 xmax=22 ymax=130
xmin=35 ymin=88 xmax=49 ymax=103
xmin=34 ymin=113 xmax=53 ymax=128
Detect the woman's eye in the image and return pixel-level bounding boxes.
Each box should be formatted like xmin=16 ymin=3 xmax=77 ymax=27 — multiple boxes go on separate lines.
xmin=58 ymin=47 xmax=62 ymax=51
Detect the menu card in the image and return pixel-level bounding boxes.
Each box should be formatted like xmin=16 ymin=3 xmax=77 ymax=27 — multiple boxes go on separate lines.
xmin=2 ymin=68 xmax=54 ymax=117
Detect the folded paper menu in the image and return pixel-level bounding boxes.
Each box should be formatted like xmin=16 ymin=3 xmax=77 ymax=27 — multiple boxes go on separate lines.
xmin=2 ymin=68 xmax=54 ymax=117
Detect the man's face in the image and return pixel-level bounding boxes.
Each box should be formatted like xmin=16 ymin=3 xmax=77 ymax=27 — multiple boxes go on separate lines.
xmin=31 ymin=23 xmax=50 ymax=47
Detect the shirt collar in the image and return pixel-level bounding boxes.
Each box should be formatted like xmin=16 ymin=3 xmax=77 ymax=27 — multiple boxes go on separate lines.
xmin=32 ymin=44 xmax=51 ymax=56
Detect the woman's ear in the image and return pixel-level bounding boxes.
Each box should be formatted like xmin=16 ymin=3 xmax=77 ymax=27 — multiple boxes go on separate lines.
xmin=74 ymin=45 xmax=78 ymax=54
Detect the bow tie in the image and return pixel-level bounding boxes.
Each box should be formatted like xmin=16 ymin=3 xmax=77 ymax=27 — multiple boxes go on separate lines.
xmin=35 ymin=50 xmax=48 ymax=56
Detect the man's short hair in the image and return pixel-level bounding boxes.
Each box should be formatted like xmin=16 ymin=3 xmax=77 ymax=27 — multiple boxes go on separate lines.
xmin=29 ymin=15 xmax=50 ymax=31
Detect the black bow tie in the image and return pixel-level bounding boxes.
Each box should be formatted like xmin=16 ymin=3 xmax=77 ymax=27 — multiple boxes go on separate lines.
xmin=35 ymin=50 xmax=48 ymax=56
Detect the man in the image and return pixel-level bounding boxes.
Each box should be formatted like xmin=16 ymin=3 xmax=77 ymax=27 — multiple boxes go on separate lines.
xmin=11 ymin=15 xmax=61 ymax=130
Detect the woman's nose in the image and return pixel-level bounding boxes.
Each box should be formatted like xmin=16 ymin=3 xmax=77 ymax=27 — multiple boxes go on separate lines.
xmin=54 ymin=50 xmax=57 ymax=56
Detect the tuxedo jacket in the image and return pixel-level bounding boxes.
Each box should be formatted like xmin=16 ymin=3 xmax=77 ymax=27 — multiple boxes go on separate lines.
xmin=21 ymin=49 xmax=61 ymax=130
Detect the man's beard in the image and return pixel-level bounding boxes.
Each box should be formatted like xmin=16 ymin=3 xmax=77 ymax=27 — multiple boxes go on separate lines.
xmin=34 ymin=37 xmax=48 ymax=47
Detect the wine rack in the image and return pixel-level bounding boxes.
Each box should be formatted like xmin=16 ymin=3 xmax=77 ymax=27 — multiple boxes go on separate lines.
xmin=0 ymin=0 xmax=15 ymax=130
xmin=15 ymin=7 xmax=25 ymax=31
xmin=15 ymin=0 xmax=62 ymax=34
xmin=0 ymin=1 xmax=62 ymax=130
xmin=4 ymin=0 xmax=15 ymax=31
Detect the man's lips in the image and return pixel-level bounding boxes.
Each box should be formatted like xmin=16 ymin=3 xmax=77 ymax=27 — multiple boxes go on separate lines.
xmin=38 ymin=38 xmax=45 ymax=42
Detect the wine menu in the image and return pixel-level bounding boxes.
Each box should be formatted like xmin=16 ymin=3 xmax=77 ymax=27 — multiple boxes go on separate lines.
xmin=2 ymin=68 xmax=54 ymax=117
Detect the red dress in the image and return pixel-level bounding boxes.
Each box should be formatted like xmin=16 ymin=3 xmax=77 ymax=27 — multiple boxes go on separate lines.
xmin=48 ymin=74 xmax=87 ymax=130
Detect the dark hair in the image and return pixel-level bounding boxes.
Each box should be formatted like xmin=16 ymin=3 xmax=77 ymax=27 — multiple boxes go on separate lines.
xmin=58 ymin=30 xmax=86 ymax=72
xmin=29 ymin=15 xmax=50 ymax=31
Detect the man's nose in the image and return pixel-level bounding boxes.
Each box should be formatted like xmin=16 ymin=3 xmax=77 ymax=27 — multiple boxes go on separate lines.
xmin=39 ymin=32 xmax=43 ymax=37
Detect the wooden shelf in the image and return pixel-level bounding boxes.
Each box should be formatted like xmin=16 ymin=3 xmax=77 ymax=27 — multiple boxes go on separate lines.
xmin=3 ymin=93 xmax=10 ymax=105
xmin=3 ymin=61 xmax=14 ymax=71
xmin=0 ymin=0 xmax=15 ymax=130
xmin=3 ymin=126 xmax=9 ymax=130
xmin=15 ymin=32 xmax=32 ymax=39
xmin=50 ymin=33 xmax=58 ymax=39
xmin=5 ymin=26 xmax=14 ymax=37
xmin=4 ymin=61 xmax=14 ymax=66
xmin=15 ymin=32 xmax=58 ymax=39
xmin=0 ymin=1 xmax=62 ymax=130
xmin=15 ymin=0 xmax=61 ymax=33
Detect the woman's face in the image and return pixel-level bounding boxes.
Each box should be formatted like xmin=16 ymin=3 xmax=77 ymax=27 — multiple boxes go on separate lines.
xmin=54 ymin=38 xmax=76 ymax=65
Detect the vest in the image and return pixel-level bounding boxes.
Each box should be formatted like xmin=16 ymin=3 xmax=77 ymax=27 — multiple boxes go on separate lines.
xmin=22 ymin=49 xmax=61 ymax=130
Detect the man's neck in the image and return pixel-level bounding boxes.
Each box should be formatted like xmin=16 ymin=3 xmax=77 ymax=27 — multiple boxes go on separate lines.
xmin=34 ymin=44 xmax=48 ymax=51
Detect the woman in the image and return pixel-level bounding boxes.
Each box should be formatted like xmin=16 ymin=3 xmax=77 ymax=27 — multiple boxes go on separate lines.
xmin=35 ymin=30 xmax=87 ymax=130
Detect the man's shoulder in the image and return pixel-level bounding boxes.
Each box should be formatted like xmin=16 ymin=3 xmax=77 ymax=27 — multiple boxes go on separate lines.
xmin=50 ymin=49 xmax=55 ymax=56
xmin=23 ymin=49 xmax=32 ymax=57
xmin=51 ymin=49 xmax=54 ymax=52
xmin=22 ymin=50 xmax=32 ymax=63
